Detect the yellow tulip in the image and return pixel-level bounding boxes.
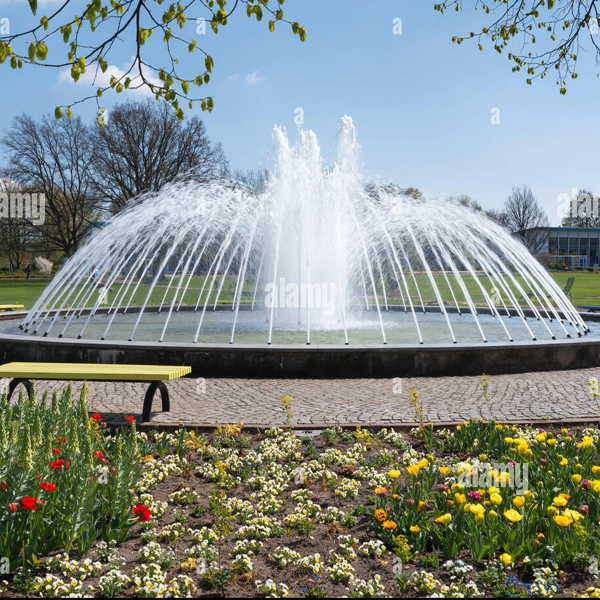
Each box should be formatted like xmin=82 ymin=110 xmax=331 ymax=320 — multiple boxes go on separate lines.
xmin=553 ymin=514 xmax=573 ymax=527
xmin=503 ymin=509 xmax=523 ymax=523
xmin=499 ymin=553 xmax=512 ymax=566
xmin=490 ymin=493 xmax=503 ymax=505
xmin=513 ymin=496 xmax=525 ymax=508
xmin=435 ymin=513 xmax=452 ymax=525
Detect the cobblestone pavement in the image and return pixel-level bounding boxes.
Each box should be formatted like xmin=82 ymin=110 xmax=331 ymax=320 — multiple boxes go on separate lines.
xmin=10 ymin=367 xmax=600 ymax=428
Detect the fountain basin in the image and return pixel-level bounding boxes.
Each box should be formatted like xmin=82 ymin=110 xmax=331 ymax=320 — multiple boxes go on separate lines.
xmin=2 ymin=311 xmax=600 ymax=377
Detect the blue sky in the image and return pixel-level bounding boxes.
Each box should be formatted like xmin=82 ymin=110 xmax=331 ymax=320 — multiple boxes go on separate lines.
xmin=0 ymin=0 xmax=599 ymax=224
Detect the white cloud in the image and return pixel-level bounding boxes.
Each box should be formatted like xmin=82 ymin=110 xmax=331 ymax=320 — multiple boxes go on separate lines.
xmin=227 ymin=73 xmax=240 ymax=82
xmin=58 ymin=58 xmax=161 ymax=97
xmin=246 ymin=70 xmax=265 ymax=85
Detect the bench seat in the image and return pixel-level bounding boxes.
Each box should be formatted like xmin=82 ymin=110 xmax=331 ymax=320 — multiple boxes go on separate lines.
xmin=0 ymin=362 xmax=192 ymax=422
xmin=0 ymin=305 xmax=25 ymax=311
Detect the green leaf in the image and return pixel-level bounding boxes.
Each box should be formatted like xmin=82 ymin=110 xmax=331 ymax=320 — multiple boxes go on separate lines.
xmin=269 ymin=20 xmax=275 ymax=32
xmin=36 ymin=43 xmax=48 ymax=61
xmin=55 ymin=106 xmax=63 ymax=119
xmin=28 ymin=0 xmax=37 ymax=15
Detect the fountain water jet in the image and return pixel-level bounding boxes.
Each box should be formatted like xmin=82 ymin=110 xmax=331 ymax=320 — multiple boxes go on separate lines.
xmin=1 ymin=115 xmax=597 ymax=376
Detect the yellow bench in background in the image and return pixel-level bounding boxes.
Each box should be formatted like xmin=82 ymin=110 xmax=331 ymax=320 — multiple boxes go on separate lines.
xmin=0 ymin=304 xmax=25 ymax=311
xmin=0 ymin=362 xmax=192 ymax=422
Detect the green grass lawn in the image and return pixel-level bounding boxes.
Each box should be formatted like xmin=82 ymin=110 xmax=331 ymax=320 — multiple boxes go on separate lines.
xmin=1 ymin=271 xmax=600 ymax=310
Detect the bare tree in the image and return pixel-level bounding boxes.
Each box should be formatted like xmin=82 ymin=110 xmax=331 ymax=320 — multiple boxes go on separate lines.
xmin=2 ymin=115 xmax=99 ymax=256
xmin=485 ymin=208 xmax=510 ymax=229
xmin=0 ymin=177 xmax=37 ymax=269
xmin=233 ymin=168 xmax=270 ymax=195
xmin=449 ymin=193 xmax=482 ymax=211
xmin=91 ymin=100 xmax=229 ymax=213
xmin=561 ymin=188 xmax=600 ymax=228
xmin=504 ymin=185 xmax=550 ymax=253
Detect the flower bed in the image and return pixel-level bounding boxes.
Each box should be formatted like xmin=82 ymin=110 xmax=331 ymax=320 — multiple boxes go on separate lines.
xmin=3 ymin=388 xmax=600 ymax=597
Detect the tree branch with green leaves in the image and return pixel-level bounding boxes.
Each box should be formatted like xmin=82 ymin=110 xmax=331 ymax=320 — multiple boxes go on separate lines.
xmin=435 ymin=0 xmax=600 ymax=94
xmin=0 ymin=0 xmax=305 ymax=122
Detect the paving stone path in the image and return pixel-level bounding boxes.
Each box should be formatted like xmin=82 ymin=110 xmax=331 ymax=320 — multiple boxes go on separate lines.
xmin=13 ymin=367 xmax=600 ymax=428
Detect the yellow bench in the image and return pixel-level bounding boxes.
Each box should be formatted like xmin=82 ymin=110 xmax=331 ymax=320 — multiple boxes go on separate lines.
xmin=0 ymin=362 xmax=192 ymax=422
xmin=0 ymin=304 xmax=25 ymax=311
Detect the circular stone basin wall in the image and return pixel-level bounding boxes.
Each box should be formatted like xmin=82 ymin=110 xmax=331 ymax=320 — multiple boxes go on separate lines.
xmin=2 ymin=311 xmax=600 ymax=378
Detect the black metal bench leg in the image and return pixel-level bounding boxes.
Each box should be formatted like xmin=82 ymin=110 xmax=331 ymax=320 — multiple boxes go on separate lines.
xmin=7 ymin=379 xmax=31 ymax=402
xmin=142 ymin=381 xmax=170 ymax=422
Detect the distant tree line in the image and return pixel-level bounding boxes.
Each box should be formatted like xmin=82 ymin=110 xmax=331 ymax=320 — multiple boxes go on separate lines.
xmin=0 ymin=99 xmax=229 ymax=266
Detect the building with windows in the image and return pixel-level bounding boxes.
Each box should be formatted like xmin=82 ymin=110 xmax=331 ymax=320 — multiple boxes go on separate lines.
xmin=528 ymin=227 xmax=600 ymax=268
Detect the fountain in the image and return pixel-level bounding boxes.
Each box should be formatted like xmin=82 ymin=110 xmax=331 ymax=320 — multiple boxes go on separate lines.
xmin=1 ymin=116 xmax=599 ymax=376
